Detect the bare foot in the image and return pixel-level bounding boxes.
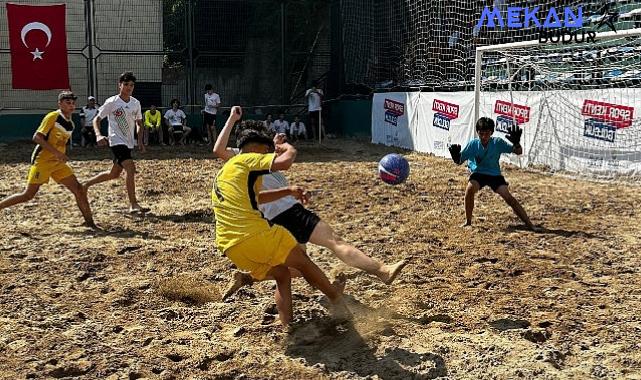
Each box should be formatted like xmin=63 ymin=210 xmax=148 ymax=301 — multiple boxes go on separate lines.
xmin=129 ymin=205 xmax=151 ymax=214
xmin=81 ymin=220 xmax=100 ymax=230
xmin=528 ymin=224 xmax=542 ymax=232
xmin=332 ymin=272 xmax=347 ymax=295
xmin=222 ymin=271 xmax=253 ymax=300
xmin=460 ymin=221 xmax=472 ymax=228
xmin=380 ymin=259 xmax=408 ymax=285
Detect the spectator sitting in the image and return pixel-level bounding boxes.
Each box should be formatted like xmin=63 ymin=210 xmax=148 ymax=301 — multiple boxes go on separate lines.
xmin=164 ymin=99 xmax=191 ymax=145
xmin=143 ymin=105 xmax=164 ymax=145
xmin=289 ymin=115 xmax=307 ymax=141
xmin=79 ymin=96 xmax=99 ymax=147
xmin=272 ymin=113 xmax=290 ymax=138
xmin=264 ymin=113 xmax=274 ymax=132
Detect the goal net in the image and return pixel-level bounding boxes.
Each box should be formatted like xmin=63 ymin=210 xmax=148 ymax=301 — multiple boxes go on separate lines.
xmin=475 ymin=28 xmax=641 ymax=180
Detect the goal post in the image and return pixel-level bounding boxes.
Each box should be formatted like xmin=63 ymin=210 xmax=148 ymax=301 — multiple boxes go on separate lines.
xmin=473 ymin=28 xmax=641 ymax=180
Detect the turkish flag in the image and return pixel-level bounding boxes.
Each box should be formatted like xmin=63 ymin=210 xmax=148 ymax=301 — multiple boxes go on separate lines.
xmin=6 ymin=3 xmax=70 ymax=90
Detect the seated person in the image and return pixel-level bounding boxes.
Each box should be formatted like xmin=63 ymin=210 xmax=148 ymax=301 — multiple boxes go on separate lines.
xmin=164 ymin=99 xmax=191 ymax=145
xmin=79 ymin=96 xmax=99 ymax=147
xmin=272 ymin=113 xmax=290 ymax=137
xmin=263 ymin=113 xmax=274 ymax=132
xmin=289 ymin=115 xmax=307 ymax=141
xmin=143 ymin=105 xmax=164 ymax=145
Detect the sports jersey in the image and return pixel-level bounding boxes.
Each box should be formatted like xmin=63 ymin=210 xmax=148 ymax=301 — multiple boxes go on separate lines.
xmin=31 ymin=110 xmax=74 ymax=164
xmin=164 ymin=109 xmax=186 ymax=126
xmin=98 ymin=95 xmax=142 ymax=149
xmin=460 ymin=136 xmax=514 ymax=176
xmin=203 ymin=92 xmax=221 ymax=115
xmin=212 ymin=152 xmax=276 ymax=252
xmin=259 ymin=172 xmax=298 ymax=220
xmin=144 ymin=110 xmax=161 ymax=128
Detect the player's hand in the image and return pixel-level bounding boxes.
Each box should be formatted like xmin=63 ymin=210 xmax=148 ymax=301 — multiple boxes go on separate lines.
xmin=96 ymin=135 xmax=108 ymax=147
xmin=448 ymin=144 xmax=462 ymax=165
xmin=506 ymin=124 xmax=522 ymax=146
xmin=289 ymin=186 xmax=309 ymax=204
xmin=229 ymin=106 xmax=242 ymax=122
xmin=273 ymin=133 xmax=287 ymax=145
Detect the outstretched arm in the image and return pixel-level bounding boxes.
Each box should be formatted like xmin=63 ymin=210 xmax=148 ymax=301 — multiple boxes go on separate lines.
xmin=213 ymin=106 xmax=242 ymax=161
xmin=258 ymin=185 xmax=308 ymax=204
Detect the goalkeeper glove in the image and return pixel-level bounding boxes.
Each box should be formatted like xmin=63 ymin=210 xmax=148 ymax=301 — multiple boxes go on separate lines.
xmin=449 ymin=144 xmax=462 ymax=165
xmin=506 ymin=124 xmax=522 ymax=147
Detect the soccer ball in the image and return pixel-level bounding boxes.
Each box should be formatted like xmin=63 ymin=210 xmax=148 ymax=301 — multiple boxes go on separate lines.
xmin=378 ymin=153 xmax=410 ymax=185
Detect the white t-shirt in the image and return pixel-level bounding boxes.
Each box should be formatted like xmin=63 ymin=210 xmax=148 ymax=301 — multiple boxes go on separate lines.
xmin=80 ymin=106 xmax=98 ymax=127
xmin=164 ymin=109 xmax=187 ymax=126
xmin=229 ymin=148 xmax=298 ymax=220
xmin=290 ymin=121 xmax=306 ymax=136
xmin=305 ymin=88 xmax=323 ymax=112
xmin=98 ymin=95 xmax=142 ymax=148
xmin=259 ymin=172 xmax=298 ymax=220
xmin=203 ymin=92 xmax=221 ymax=115
xmin=273 ymin=119 xmax=289 ymax=134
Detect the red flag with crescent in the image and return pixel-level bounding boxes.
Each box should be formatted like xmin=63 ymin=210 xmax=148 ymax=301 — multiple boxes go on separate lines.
xmin=6 ymin=3 xmax=70 ymax=90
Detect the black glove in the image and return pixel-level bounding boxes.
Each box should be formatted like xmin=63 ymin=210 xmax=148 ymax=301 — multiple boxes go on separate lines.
xmin=448 ymin=144 xmax=462 ymax=165
xmin=506 ymin=124 xmax=522 ymax=146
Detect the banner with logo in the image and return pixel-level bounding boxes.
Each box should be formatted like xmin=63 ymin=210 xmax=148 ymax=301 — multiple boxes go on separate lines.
xmin=371 ymin=92 xmax=419 ymax=150
xmin=6 ymin=3 xmax=70 ymax=89
xmin=372 ymin=88 xmax=641 ymax=177
xmin=415 ymin=92 xmax=476 ymax=157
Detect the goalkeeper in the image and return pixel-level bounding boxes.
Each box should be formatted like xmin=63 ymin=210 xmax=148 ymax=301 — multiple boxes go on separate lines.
xmin=448 ymin=117 xmax=536 ymax=230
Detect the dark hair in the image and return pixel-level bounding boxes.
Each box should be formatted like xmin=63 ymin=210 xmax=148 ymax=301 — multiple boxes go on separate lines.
xmin=475 ymin=117 xmax=495 ymax=132
xmin=205 ymin=84 xmax=212 ymax=91
xmin=236 ymin=124 xmax=275 ymax=150
xmin=170 ymin=98 xmax=180 ymax=107
xmin=119 ymin=71 xmax=136 ymax=83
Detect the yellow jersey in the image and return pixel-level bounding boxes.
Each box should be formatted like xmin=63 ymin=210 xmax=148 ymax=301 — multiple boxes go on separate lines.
xmin=144 ymin=110 xmax=161 ymax=128
xmin=212 ymin=152 xmax=276 ymax=252
xmin=31 ymin=110 xmax=74 ymax=164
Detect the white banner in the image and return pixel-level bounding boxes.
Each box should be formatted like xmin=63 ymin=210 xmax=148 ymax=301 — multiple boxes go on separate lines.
xmin=371 ymin=92 xmax=419 ymax=150
xmin=372 ymin=88 xmax=641 ymax=178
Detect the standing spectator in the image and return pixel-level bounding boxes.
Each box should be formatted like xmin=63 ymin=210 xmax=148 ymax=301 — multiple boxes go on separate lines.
xmin=289 ymin=115 xmax=307 ymax=141
xmin=272 ymin=113 xmax=290 ymax=138
xmin=79 ymin=96 xmax=99 ymax=147
xmin=164 ymin=99 xmax=191 ymax=145
xmin=305 ymin=81 xmax=325 ymax=140
xmin=264 ymin=113 xmax=274 ymax=132
xmin=143 ymin=105 xmax=163 ymax=146
xmin=203 ymin=84 xmax=221 ymax=144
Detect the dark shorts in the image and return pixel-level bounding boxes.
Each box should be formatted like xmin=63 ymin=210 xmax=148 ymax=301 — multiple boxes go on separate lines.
xmin=469 ymin=173 xmax=508 ymax=192
xmin=270 ymin=203 xmax=321 ymax=244
xmin=203 ymin=112 xmax=216 ymax=126
xmin=111 ymin=144 xmax=133 ymax=166
xmin=169 ymin=124 xmax=183 ymax=132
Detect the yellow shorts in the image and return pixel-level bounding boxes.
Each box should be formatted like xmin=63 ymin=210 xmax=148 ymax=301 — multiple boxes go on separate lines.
xmin=27 ymin=161 xmax=74 ymax=185
xmin=224 ymin=225 xmax=298 ymax=280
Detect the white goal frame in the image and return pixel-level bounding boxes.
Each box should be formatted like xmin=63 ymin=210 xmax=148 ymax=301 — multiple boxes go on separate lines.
xmin=474 ymin=28 xmax=641 ymax=122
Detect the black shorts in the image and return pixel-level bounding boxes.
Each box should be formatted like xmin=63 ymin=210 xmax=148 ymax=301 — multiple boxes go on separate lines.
xmin=169 ymin=124 xmax=183 ymax=132
xmin=111 ymin=144 xmax=133 ymax=166
xmin=203 ymin=112 xmax=216 ymax=126
xmin=469 ymin=173 xmax=508 ymax=192
xmin=270 ymin=203 xmax=321 ymax=244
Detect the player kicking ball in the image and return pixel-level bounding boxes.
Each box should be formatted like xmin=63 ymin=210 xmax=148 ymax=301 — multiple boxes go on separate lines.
xmin=212 ymin=108 xmax=349 ymax=326
xmin=0 ymin=91 xmax=96 ymax=228
xmin=448 ymin=117 xmax=537 ymax=231
xmin=213 ymin=108 xmax=407 ymax=300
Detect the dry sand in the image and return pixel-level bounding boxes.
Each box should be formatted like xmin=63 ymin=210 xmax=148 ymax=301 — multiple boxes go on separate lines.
xmin=1 ymin=139 xmax=640 ymax=379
